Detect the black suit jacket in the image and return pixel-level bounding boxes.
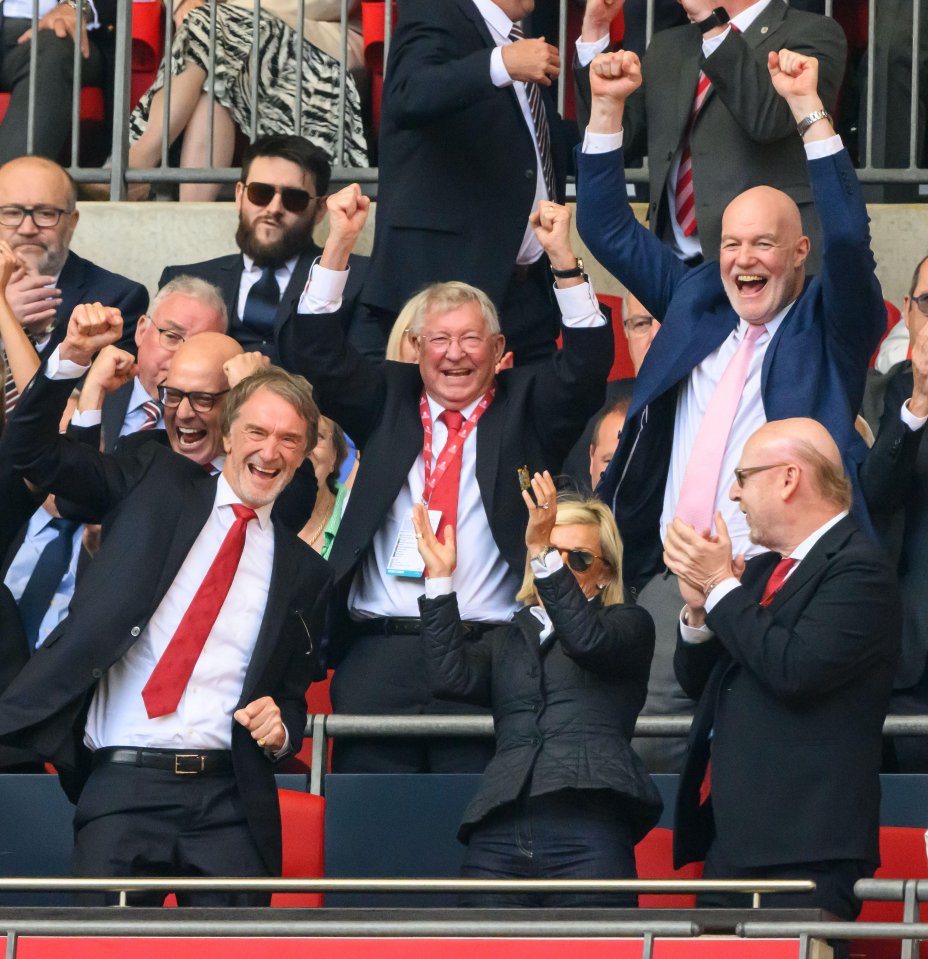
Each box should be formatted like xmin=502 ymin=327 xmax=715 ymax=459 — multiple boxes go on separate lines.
xmin=159 ymin=248 xmax=368 ymax=364
xmin=0 ymin=371 xmax=332 ymax=874
xmin=860 ymin=362 xmax=928 ymax=690
xmin=40 ymin=251 xmax=147 ymax=359
xmin=360 ymin=0 xmax=571 ymax=319
xmin=672 ymin=516 xmax=900 ymax=871
xmin=278 ymin=307 xmax=613 ymax=659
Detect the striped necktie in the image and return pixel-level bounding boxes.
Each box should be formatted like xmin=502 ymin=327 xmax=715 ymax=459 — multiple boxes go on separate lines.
xmin=674 ymin=71 xmax=712 ymax=238
xmin=138 ymin=400 xmax=162 ymax=431
xmin=509 ymin=24 xmax=557 ymax=201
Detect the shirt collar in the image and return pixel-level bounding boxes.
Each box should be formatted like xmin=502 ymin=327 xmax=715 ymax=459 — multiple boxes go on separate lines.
xmin=425 ymin=392 xmax=484 ymax=424
xmin=129 ymin=375 xmax=158 ymax=411
xmin=735 ymin=298 xmax=793 ymax=342
xmin=529 ymin=604 xmax=555 ymax=643
xmin=242 ymin=254 xmax=298 ymax=281
xmin=471 ymin=0 xmax=513 ymax=41
xmin=214 ymin=473 xmax=274 ymax=530
xmin=786 ymin=510 xmax=848 ymax=563
xmin=730 ymin=0 xmax=773 ymax=33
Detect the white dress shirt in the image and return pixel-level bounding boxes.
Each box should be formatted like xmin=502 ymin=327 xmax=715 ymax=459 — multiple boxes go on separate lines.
xmin=4 ymin=505 xmax=84 ymax=649
xmin=84 ymin=476 xmax=275 ymax=751
xmin=472 ymin=0 xmax=549 ymax=266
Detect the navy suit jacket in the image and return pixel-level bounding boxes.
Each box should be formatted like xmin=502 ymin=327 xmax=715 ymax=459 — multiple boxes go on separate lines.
xmin=0 ymin=370 xmax=332 ymax=873
xmin=360 ymin=0 xmax=571 ymax=319
xmin=576 ymin=146 xmax=885 ymax=588
xmin=41 ymin=252 xmax=147 ymax=359
xmin=673 ymin=516 xmax=900 ymax=870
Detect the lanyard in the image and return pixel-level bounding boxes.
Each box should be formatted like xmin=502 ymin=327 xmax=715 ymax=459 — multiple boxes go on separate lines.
xmin=419 ymin=388 xmax=495 ymax=506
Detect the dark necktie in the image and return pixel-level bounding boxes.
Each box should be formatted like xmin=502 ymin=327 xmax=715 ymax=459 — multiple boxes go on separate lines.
xmin=429 ymin=410 xmax=465 ymax=545
xmin=17 ymin=518 xmax=81 ymax=650
xmin=508 ymin=24 xmax=557 ymax=201
xmin=242 ymin=267 xmax=281 ymax=333
xmin=141 ymin=504 xmax=257 ymax=718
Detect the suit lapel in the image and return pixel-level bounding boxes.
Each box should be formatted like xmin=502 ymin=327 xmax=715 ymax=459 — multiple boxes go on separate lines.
xmin=274 ymin=248 xmax=319 ymax=332
xmin=240 ymin=517 xmax=291 ymax=701
xmin=222 ymin=256 xmax=246 ymax=325
xmin=475 ymin=386 xmax=504 ymax=532
xmin=742 ymin=0 xmax=788 ymax=48
xmin=54 ymin=253 xmax=87 ymax=341
xmin=102 ymin=380 xmax=134 ymax=453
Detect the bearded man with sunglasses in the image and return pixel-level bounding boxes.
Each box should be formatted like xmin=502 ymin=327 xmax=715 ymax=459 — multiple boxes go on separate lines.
xmin=160 ymin=135 xmax=366 ymax=364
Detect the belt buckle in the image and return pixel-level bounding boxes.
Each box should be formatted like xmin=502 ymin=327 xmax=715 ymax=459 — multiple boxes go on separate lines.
xmin=174 ymin=753 xmax=205 ymax=775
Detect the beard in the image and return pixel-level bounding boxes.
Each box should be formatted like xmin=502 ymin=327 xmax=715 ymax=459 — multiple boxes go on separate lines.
xmin=236 ymin=213 xmax=317 ymax=268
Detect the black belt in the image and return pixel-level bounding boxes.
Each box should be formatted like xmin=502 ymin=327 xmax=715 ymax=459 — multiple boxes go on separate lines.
xmin=350 ymin=617 xmax=497 ymax=640
xmin=93 ymin=747 xmax=234 ymax=776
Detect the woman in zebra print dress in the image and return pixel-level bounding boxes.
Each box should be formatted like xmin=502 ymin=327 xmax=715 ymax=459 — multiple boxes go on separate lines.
xmin=125 ymin=0 xmax=368 ymax=200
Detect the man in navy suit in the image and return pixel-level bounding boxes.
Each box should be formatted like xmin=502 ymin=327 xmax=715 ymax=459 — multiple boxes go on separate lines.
xmin=0 ymin=307 xmax=331 ymax=905
xmin=663 ymin=418 xmax=900 ymax=920
xmin=575 ymin=48 xmax=886 ymax=771
xmin=0 ymin=156 xmax=147 ymax=372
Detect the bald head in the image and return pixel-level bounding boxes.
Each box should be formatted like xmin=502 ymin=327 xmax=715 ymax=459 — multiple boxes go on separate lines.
xmin=732 ymin=418 xmax=851 ymax=554
xmin=162 ymin=333 xmax=243 ymax=466
xmin=719 ymin=185 xmax=810 ymax=328
xmin=0 ymin=156 xmax=78 ymax=276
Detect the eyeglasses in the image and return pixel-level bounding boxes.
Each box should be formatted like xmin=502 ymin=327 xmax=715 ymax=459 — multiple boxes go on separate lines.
xmin=624 ymin=315 xmax=655 ymax=337
xmin=733 ymin=463 xmax=788 ymax=488
xmin=148 ymin=321 xmax=186 ymax=351
xmin=416 ymin=332 xmax=492 ymax=354
xmin=159 ymin=385 xmax=229 ymax=412
xmin=911 ymin=292 xmax=928 ymax=316
xmin=244 ymin=181 xmax=315 ymax=213
xmin=552 ymin=546 xmax=609 ymax=572
xmin=0 ymin=205 xmax=72 ymax=228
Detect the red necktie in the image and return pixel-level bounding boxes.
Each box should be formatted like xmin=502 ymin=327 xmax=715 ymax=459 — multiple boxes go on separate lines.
xmin=429 ymin=410 xmax=465 ymax=545
xmin=674 ymin=70 xmax=712 ymax=237
xmin=139 ymin=400 xmax=162 ymax=430
xmin=141 ymin=504 xmax=257 ymax=718
xmin=760 ymin=557 xmax=797 ymax=607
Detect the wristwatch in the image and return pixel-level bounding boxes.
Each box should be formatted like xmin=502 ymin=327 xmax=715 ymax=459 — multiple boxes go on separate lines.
xmin=796 ymin=109 xmax=832 ymax=138
xmin=532 ymin=545 xmax=559 ymax=564
xmin=697 ymin=7 xmax=730 ymax=33
xmin=550 ymin=257 xmax=585 ymax=279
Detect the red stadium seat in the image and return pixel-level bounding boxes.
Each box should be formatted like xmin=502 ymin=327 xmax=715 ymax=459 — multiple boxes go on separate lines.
xmin=634 ymin=826 xmax=703 ymax=908
xmin=279 ymin=670 xmax=334 ymax=774
xmin=851 ymin=827 xmax=928 ymax=959
xmin=870 ymin=299 xmax=903 ymax=369
xmin=362 ymin=1 xmax=396 ymax=140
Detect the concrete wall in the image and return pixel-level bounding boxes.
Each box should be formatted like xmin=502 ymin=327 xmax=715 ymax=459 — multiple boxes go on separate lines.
xmin=71 ymin=200 xmax=928 ymax=309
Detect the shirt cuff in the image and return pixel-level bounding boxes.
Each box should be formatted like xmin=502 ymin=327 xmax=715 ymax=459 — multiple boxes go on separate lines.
xmin=901 ymin=399 xmax=928 ymax=431
xmin=575 ymin=33 xmax=610 ymax=68
xmin=70 ymin=408 xmax=102 ymax=428
xmin=84 ymin=0 xmax=101 ymax=29
xmin=297 ymin=261 xmax=348 ymax=314
xmin=425 ymin=576 xmax=453 ymax=598
xmin=679 ymin=606 xmax=715 ymax=644
xmin=555 ymin=278 xmax=605 ymax=328
xmin=45 ymin=347 xmax=90 ymax=380
xmin=704 ymin=577 xmax=741 ymax=614
xmin=804 ymin=133 xmax=843 ymax=160
xmin=490 ymin=45 xmax=512 ymax=87
xmin=582 ymin=128 xmax=623 ymax=154
xmin=701 ymin=25 xmax=731 ymax=58
xmin=269 ymin=725 xmax=291 ymax=760
xmin=530 ymin=549 xmax=564 ymax=579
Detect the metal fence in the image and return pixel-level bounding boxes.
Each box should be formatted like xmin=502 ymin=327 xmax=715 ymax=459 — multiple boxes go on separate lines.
xmin=4 ymin=0 xmax=926 ymax=196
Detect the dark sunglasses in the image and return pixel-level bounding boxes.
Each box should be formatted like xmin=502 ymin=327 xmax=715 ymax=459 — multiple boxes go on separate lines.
xmin=911 ymin=292 xmax=928 ymax=316
xmin=159 ymin=385 xmax=229 ymax=413
xmin=244 ymin=181 xmax=315 ymax=213
xmin=553 ymin=547 xmax=607 ymax=572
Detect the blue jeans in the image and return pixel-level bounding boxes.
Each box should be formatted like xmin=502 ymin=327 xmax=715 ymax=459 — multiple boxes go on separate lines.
xmin=459 ymin=789 xmax=638 ymax=908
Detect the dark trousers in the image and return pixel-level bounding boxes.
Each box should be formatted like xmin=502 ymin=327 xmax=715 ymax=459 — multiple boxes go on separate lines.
xmin=459 ymin=789 xmax=638 ymax=908
xmin=72 ymin=761 xmax=270 ymax=907
xmin=499 ymin=257 xmax=561 ymax=367
xmin=330 ymin=630 xmax=494 ymax=774
xmin=0 ymin=17 xmax=104 ymax=163
xmin=700 ymin=841 xmax=872 ymax=921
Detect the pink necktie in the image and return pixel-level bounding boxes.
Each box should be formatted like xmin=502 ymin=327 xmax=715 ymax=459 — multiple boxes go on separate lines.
xmin=676 ymin=323 xmax=765 ymax=532
xmin=141 ymin=504 xmax=256 ymax=718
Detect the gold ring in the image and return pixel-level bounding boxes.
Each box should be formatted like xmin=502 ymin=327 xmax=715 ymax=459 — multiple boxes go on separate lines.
xmin=416 ymin=533 xmax=423 ymax=539
xmin=257 ymin=737 xmax=267 ymax=748
xmin=539 ymin=502 xmax=550 ymax=510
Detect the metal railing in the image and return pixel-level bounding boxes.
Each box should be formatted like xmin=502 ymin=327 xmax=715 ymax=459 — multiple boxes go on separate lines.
xmin=5 ymin=0 xmax=926 ymax=195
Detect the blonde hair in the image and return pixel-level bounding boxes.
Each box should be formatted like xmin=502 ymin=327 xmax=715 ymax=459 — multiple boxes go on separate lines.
xmin=516 ymin=494 xmax=625 ymax=607
xmin=385 ymin=289 xmax=429 ymax=362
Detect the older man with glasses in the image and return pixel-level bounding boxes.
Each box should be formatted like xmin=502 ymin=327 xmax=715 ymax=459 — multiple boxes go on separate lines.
xmin=67 ymin=275 xmax=228 ymax=452
xmin=160 ymin=134 xmax=372 ymax=363
xmin=0 ymin=155 xmax=147 ymax=410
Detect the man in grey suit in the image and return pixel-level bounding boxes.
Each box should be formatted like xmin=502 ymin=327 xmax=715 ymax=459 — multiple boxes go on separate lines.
xmin=574 ymin=0 xmax=846 ymax=269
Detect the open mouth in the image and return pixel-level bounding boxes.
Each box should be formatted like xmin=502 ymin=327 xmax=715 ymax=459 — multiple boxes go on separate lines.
xmin=735 ymin=274 xmax=768 ymax=295
xmin=441 ymin=368 xmax=473 ymax=379
xmin=176 ymin=427 xmax=207 ymax=449
xmin=247 ymin=463 xmax=280 ymax=481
